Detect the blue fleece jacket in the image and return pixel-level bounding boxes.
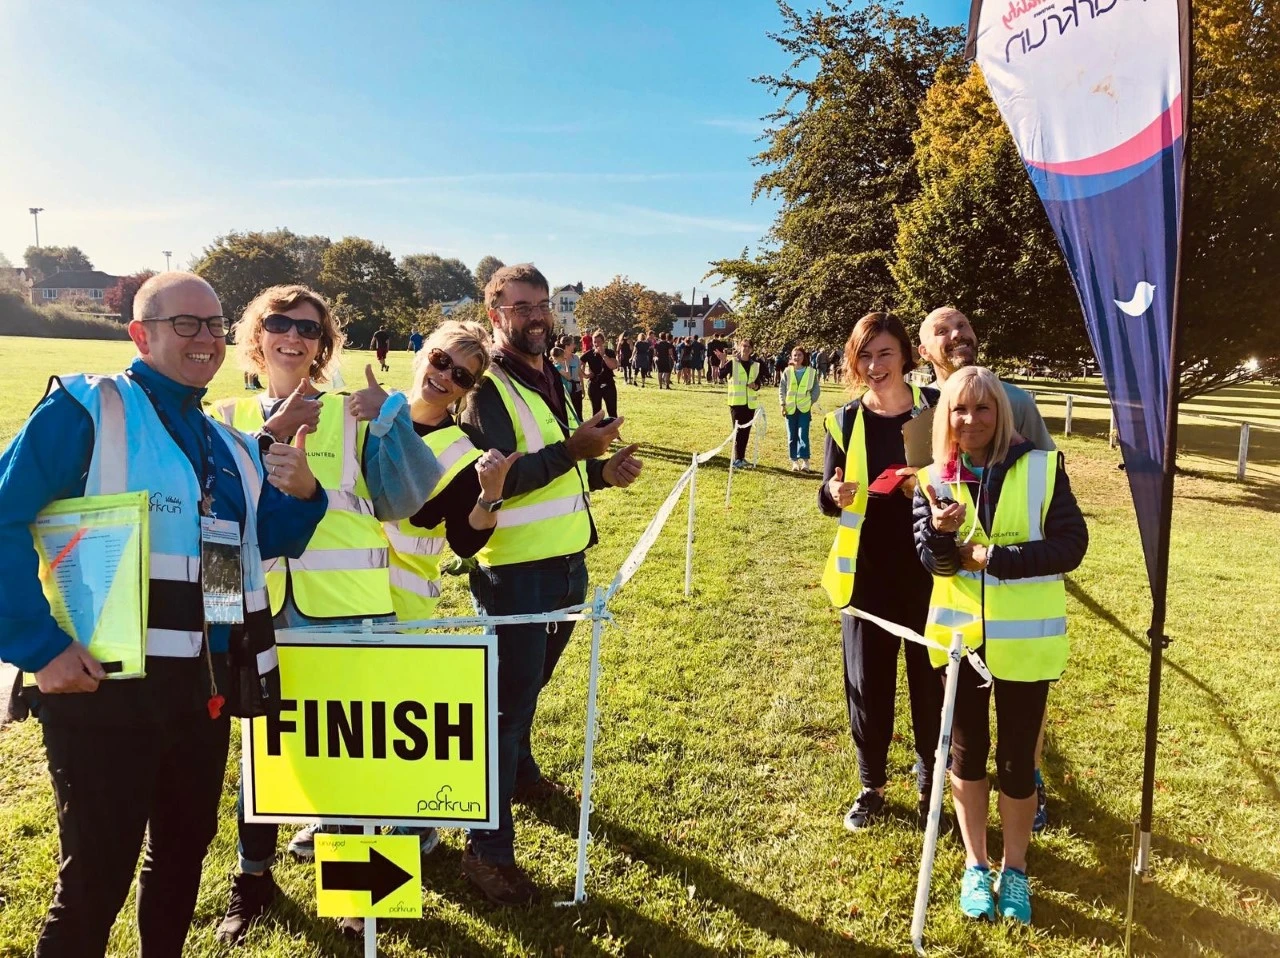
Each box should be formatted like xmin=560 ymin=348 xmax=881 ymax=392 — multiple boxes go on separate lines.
xmin=0 ymin=358 xmax=327 ymax=673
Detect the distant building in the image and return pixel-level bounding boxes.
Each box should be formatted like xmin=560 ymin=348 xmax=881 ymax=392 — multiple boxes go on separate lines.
xmin=672 ymin=294 xmax=736 ymax=339
xmin=552 ymin=282 xmax=584 ymax=338
xmin=440 ymin=294 xmax=474 ymax=316
xmin=0 ymin=266 xmax=32 ymax=290
xmin=29 ymin=269 xmax=120 ymax=306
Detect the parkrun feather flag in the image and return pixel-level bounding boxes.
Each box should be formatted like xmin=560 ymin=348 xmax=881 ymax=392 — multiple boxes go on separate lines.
xmin=968 ymin=0 xmax=1190 ymax=590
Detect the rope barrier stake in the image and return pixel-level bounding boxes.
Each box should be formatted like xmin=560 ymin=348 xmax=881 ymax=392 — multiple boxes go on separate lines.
xmin=910 ymin=629 xmax=965 ymax=956
xmin=684 ymin=454 xmax=697 ymax=597
xmin=564 ymin=586 xmax=607 ymax=906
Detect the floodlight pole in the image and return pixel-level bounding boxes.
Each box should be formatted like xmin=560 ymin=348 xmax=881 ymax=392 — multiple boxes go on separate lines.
xmin=29 ymin=207 xmax=43 ymax=248
xmin=163 ymin=250 xmax=172 ymax=271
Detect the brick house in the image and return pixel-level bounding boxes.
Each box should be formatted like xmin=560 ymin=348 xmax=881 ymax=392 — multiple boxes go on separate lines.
xmin=671 ymin=295 xmax=736 ymax=339
xmin=29 ymin=270 xmax=120 ymax=306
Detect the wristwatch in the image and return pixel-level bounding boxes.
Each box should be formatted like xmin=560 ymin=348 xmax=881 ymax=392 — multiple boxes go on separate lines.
xmin=477 ymin=495 xmax=504 ymax=513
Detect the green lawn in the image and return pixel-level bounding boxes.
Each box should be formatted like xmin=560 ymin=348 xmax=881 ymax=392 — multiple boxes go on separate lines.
xmin=1 ymin=338 xmax=1278 ymax=957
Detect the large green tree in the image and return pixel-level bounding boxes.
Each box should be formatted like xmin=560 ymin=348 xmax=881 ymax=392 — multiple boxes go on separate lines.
xmin=710 ymin=1 xmax=962 ymax=348
xmin=895 ymin=0 xmax=1280 ymax=396
xmin=473 ymin=255 xmax=505 ymax=296
xmin=192 ymin=232 xmax=296 ymax=324
xmin=24 ymin=246 xmax=94 ymax=281
xmin=320 ymin=237 xmax=416 ymax=344
xmin=263 ymin=229 xmax=330 ymax=290
xmin=400 ymin=254 xmax=476 ymax=306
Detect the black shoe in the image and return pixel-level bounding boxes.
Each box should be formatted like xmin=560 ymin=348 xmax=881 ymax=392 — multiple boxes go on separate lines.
xmin=215 ymin=870 xmax=277 ymax=944
xmin=843 ymin=788 xmax=885 ymax=831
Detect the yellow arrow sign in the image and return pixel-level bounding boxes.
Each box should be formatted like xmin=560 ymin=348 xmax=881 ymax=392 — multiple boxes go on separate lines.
xmin=314 ymin=833 xmax=421 ymax=919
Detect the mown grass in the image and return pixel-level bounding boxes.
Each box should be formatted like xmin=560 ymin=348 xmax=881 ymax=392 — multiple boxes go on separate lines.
xmin=1 ymin=338 xmax=1278 ymax=957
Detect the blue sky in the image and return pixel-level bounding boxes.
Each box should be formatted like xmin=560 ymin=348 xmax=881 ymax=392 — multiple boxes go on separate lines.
xmin=1 ymin=0 xmax=968 ymax=297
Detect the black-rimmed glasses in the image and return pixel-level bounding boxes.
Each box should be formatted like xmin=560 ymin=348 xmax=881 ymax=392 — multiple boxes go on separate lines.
xmin=427 ymin=348 xmax=478 ymax=390
xmin=140 ymin=314 xmax=229 ymax=338
xmin=495 ymin=300 xmax=554 ymax=321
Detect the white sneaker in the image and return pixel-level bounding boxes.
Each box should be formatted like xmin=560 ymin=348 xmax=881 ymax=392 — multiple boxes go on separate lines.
xmin=801 ymin=459 xmax=810 ymax=472
xmin=790 ymin=460 xmax=800 ymax=472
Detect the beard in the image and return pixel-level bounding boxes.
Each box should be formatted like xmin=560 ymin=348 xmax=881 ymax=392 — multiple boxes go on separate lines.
xmin=508 ymin=322 xmax=548 ymax=356
xmin=942 ymin=339 xmax=977 ymax=370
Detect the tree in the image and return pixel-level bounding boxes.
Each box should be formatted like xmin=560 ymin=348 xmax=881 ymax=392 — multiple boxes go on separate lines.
xmin=319 ymin=237 xmax=417 ymax=345
xmin=104 ymin=271 xmax=158 ymax=322
xmin=637 ymin=289 xmax=676 ymax=334
xmin=400 ymin=254 xmax=476 ymax=306
xmin=192 ymin=232 xmax=296 ymax=324
xmin=473 ymin=255 xmax=505 ymax=295
xmin=575 ymin=277 xmax=646 ymax=338
xmin=710 ymin=1 xmax=963 ymax=348
xmin=263 ymin=229 xmax=330 ymax=290
xmin=24 ymin=245 xmax=94 ymax=281
xmin=894 ymin=0 xmax=1280 ymax=397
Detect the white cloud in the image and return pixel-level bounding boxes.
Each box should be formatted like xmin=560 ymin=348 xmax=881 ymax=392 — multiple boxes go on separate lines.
xmin=700 ymin=118 xmax=763 ymax=135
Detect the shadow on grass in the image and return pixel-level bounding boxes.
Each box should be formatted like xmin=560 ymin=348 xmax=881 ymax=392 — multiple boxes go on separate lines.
xmin=637 ymin=443 xmax=818 ymax=482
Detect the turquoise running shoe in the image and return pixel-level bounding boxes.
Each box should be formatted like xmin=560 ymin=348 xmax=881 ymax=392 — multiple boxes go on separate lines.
xmin=959 ymin=865 xmax=996 ymax=921
xmin=997 ymin=867 xmax=1032 ymax=925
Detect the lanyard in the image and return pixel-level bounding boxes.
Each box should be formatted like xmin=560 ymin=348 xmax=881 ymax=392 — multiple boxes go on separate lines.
xmin=126 ymin=370 xmax=218 ymax=517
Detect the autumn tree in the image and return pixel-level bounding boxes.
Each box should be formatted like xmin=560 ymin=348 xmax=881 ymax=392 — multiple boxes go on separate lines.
xmin=104 ymin=271 xmax=158 ymax=322
xmin=710 ymin=1 xmax=962 ymax=347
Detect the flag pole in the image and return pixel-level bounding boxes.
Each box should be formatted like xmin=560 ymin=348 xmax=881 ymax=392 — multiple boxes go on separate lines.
xmin=1131 ymin=0 xmax=1194 ymax=903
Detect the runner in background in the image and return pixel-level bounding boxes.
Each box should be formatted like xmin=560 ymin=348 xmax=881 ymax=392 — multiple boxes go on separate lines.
xmin=617 ymin=334 xmax=633 ymax=385
xmin=370 ymin=325 xmax=392 ymax=373
xmin=691 ymin=335 xmax=706 ymax=384
xmin=409 ymin=328 xmax=424 ymax=354
xmin=633 ymin=332 xmax=652 ymax=387
xmin=655 ymin=332 xmax=675 ymax=389
xmin=582 ymin=329 xmax=619 ymax=418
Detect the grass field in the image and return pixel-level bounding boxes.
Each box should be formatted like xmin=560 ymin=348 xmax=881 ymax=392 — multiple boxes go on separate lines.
xmin=1 ymin=338 xmax=1278 ymax=957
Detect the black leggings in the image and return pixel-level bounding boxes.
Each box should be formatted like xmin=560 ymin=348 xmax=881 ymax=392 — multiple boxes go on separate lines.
xmin=730 ymin=405 xmax=755 ymax=459
xmin=588 ymin=380 xmax=617 ymax=418
xmin=949 ymin=660 xmax=1049 ymax=800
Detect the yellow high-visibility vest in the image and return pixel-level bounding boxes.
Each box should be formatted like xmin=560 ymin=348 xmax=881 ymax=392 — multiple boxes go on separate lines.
xmin=473 ymin=369 xmax=592 ymax=567
xmin=216 ymin=393 xmax=392 ymax=619
xmin=383 ymin=424 xmax=482 ymax=622
xmin=784 ymin=366 xmax=817 ymax=415
xmin=919 ymin=450 xmax=1068 ymax=681
xmin=726 ymin=359 xmax=761 ymax=410
xmin=821 ymin=384 xmax=928 ymax=608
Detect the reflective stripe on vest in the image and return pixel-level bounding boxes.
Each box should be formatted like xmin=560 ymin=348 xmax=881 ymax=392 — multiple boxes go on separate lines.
xmin=474 ymin=368 xmax=591 ymax=567
xmin=784 ymin=366 xmax=816 ymax=415
xmin=385 ymin=425 xmax=481 ymax=623
xmin=921 ymin=450 xmax=1069 ymax=681
xmin=218 ymin=392 xmax=391 ymax=619
xmin=56 ymin=374 xmax=272 ymax=665
xmin=726 ymin=359 xmax=761 ymax=409
xmin=820 ymin=385 xmax=927 ymax=608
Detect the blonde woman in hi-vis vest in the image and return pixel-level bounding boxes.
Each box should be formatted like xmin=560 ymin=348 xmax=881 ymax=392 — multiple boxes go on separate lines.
xmin=914 ymin=366 xmax=1087 ymax=926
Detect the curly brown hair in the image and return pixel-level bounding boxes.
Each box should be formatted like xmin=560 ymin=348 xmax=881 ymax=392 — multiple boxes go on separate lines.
xmin=233 ymin=284 xmax=345 ymax=384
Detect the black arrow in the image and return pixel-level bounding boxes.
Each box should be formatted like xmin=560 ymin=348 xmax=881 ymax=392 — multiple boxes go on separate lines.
xmin=320 ymin=848 xmax=413 ymax=905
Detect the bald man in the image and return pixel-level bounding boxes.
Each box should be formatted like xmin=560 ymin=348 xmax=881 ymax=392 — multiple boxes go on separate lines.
xmin=916 ymin=305 xmax=1056 ymax=832
xmin=0 ymin=272 xmax=327 ymax=957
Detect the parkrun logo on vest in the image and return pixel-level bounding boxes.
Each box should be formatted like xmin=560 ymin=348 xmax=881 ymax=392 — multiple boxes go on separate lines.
xmin=264 ymin=698 xmax=475 ymax=762
xmin=149 ymin=492 xmax=184 ymax=514
xmin=416 ymin=785 xmax=482 ymax=815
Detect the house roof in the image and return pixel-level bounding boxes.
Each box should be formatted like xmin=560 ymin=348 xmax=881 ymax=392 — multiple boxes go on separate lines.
xmin=672 ymin=297 xmax=733 ymax=319
xmin=553 ymin=283 xmax=584 ymax=295
xmin=32 ymin=270 xmax=120 ymax=290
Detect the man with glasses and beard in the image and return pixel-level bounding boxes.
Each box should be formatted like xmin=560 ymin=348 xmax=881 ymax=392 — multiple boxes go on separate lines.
xmin=457 ymin=263 xmax=644 ymax=905
xmin=916 ymin=306 xmax=1056 ymax=831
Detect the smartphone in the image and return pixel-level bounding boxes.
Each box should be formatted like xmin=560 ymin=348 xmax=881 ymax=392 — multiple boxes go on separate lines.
xmin=867 ymin=464 xmax=909 ymax=496
xmin=598 ymin=417 xmax=618 ymax=428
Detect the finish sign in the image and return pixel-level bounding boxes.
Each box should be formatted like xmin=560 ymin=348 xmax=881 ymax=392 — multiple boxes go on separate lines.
xmin=314 ymin=833 xmax=421 ymax=919
xmin=242 ymin=633 xmax=498 ymax=828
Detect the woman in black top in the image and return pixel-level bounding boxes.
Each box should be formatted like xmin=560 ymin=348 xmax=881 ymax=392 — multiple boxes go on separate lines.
xmin=582 ymin=328 xmax=619 ymax=417
xmin=654 ymin=333 xmax=675 ymax=389
xmin=818 ymin=312 xmax=942 ymax=833
xmin=617 ymin=335 xmax=633 ymax=385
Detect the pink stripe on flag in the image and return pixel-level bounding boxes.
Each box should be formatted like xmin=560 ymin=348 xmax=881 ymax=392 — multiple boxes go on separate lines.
xmin=1028 ymin=94 xmax=1183 ymax=177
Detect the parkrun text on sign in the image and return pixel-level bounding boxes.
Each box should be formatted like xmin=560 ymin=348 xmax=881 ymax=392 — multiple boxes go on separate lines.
xmin=242 ymin=633 xmax=498 ymax=829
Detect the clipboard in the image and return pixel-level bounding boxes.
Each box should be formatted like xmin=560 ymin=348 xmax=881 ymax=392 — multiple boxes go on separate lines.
xmin=902 ymin=407 xmax=935 ymax=468
xmin=27 ymin=491 xmax=150 ymax=681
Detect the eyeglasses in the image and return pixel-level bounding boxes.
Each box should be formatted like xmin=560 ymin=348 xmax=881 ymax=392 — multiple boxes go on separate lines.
xmin=262 ymin=314 xmax=323 ymax=340
xmin=427 ymin=348 xmax=478 ymax=390
xmin=495 ymin=300 xmax=554 ymax=321
xmin=141 ymin=314 xmax=228 ymax=338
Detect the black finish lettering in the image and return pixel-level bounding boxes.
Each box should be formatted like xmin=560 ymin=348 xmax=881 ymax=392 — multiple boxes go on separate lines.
xmin=434 ymin=702 xmax=474 ymax=761
xmin=392 ymin=701 xmax=429 ymax=761
xmin=327 ymin=701 xmax=363 ymax=758
xmin=371 ymin=701 xmax=387 ymax=759
xmin=266 ymin=699 xmax=297 ymax=756
xmin=304 ymin=699 xmax=320 ymax=757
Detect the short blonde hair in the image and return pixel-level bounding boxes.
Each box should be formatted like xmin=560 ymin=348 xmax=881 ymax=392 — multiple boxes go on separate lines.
xmin=409 ymin=320 xmax=492 ymax=419
xmin=932 ymin=366 xmax=1015 ymax=467
xmin=233 ymin=285 xmax=344 ymax=384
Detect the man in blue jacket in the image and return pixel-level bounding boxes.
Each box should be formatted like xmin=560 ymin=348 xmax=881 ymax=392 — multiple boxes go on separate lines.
xmin=0 ymin=272 xmax=326 ymax=958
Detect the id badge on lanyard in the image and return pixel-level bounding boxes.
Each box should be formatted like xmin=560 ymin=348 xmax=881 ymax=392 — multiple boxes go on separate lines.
xmin=200 ymin=516 xmax=244 ymax=624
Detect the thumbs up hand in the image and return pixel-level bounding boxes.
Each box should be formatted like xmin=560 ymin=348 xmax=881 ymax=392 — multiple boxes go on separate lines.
xmin=265 ymin=423 xmax=320 ymax=499
xmin=826 ymin=465 xmax=858 ymax=509
xmin=262 ymin=376 xmax=320 ymax=441
xmin=348 ymin=364 xmax=391 ymax=421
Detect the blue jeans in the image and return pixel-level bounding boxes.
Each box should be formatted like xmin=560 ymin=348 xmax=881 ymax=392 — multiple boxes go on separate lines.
xmin=787 ymin=410 xmax=812 ymax=460
xmin=466 ymin=553 xmax=589 ymax=864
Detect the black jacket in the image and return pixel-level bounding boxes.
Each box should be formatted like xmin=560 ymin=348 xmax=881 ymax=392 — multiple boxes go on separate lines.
xmin=913 ymin=440 xmax=1088 ymax=581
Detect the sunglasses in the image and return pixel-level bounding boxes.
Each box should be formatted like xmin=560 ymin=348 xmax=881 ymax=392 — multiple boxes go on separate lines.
xmin=427 ymin=348 xmax=478 ymax=390
xmin=263 ymin=314 xmax=323 ymax=340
